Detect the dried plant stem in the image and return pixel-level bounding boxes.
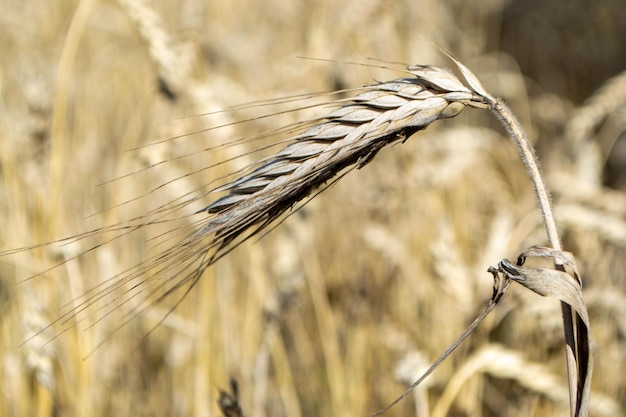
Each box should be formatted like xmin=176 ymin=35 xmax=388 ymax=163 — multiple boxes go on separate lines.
xmin=488 ymin=98 xmax=587 ymax=417
xmin=489 ymin=99 xmax=561 ymax=249
xmin=370 ymin=268 xmax=512 ymax=417
xmin=440 ymin=52 xmax=590 ymax=416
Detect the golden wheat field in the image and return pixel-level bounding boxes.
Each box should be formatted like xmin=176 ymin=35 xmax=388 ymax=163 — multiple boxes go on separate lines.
xmin=1 ymin=1 xmax=625 ymax=416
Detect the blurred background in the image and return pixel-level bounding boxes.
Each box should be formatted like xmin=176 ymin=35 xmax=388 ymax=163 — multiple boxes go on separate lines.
xmin=0 ymin=0 xmax=625 ymax=416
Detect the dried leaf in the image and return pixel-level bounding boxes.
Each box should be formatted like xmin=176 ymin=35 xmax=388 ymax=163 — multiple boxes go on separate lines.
xmin=498 ymin=247 xmax=592 ymax=417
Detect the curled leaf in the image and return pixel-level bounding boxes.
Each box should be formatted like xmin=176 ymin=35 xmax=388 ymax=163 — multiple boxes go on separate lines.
xmin=497 ymin=247 xmax=592 ymax=417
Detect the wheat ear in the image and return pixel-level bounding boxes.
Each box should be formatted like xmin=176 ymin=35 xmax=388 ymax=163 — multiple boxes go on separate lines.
xmin=165 ymin=66 xmax=490 ymax=310
xmin=23 ymin=63 xmax=488 ymax=355
xmin=136 ymin=66 xmax=487 ymax=318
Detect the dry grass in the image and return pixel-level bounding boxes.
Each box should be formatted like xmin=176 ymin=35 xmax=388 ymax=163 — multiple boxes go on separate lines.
xmin=0 ymin=1 xmax=625 ymax=416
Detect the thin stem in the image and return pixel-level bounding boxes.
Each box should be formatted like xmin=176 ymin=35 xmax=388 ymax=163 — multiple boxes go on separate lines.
xmin=489 ymin=99 xmax=561 ymax=250
xmin=370 ymin=272 xmax=511 ymax=417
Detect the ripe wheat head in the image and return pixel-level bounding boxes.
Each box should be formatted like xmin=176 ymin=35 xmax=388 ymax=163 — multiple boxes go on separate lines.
xmin=14 ymin=62 xmax=490 ymax=347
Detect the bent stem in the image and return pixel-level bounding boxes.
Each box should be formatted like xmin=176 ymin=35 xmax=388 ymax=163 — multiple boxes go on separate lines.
xmin=488 ymin=98 xmax=584 ymax=417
